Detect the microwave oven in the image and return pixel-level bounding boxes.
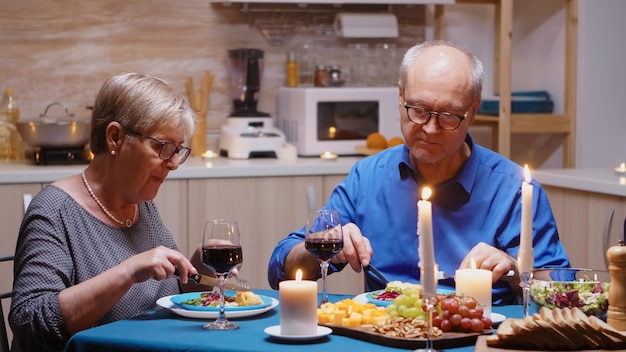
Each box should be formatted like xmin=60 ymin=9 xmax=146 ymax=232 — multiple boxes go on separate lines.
xmin=277 ymin=87 xmax=401 ymax=156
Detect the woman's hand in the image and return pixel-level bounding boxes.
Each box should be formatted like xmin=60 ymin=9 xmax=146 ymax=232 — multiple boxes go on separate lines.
xmin=121 ymin=245 xmax=197 ymax=284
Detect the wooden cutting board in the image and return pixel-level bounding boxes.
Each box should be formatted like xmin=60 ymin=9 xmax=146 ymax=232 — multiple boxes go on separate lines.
xmin=474 ymin=335 xmax=621 ymax=352
xmin=322 ymin=323 xmax=492 ymax=349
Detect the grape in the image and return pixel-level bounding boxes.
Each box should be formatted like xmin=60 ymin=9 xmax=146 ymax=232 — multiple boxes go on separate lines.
xmin=433 ymin=315 xmax=443 ymax=328
xmin=460 ymin=317 xmax=472 ymax=330
xmin=464 ymin=297 xmax=478 ymax=309
xmin=440 ymin=319 xmax=452 ymax=332
xmin=458 ymin=304 xmax=470 ymax=317
xmin=450 ymin=313 xmax=462 ymax=326
xmin=481 ymin=316 xmax=493 ymax=329
xmin=468 ymin=308 xmax=483 ymax=319
xmin=470 ymin=318 xmax=485 ymax=332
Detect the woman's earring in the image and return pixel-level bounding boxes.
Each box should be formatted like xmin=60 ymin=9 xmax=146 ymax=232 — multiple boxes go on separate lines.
xmin=111 ymin=150 xmax=116 ymax=156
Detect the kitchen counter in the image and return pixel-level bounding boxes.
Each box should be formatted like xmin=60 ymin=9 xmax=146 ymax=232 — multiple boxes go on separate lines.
xmin=533 ymin=167 xmax=626 ymax=197
xmin=2 ymin=158 xmax=625 ymax=198
xmin=0 ymin=156 xmax=363 ymax=184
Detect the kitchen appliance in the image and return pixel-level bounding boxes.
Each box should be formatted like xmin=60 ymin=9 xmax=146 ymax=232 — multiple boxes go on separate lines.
xmin=219 ymin=48 xmax=286 ymax=159
xmin=277 ymin=86 xmax=400 ymax=156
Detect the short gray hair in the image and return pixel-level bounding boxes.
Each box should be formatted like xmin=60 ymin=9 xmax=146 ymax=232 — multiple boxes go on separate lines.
xmin=89 ymin=72 xmax=196 ymax=154
xmin=399 ymin=40 xmax=483 ymax=100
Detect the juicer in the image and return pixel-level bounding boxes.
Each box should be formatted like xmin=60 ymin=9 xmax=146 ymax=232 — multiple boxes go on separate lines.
xmin=219 ymin=48 xmax=285 ymax=159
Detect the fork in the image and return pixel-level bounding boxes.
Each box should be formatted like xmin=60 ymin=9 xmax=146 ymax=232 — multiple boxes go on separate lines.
xmin=235 ymin=277 xmax=250 ymax=289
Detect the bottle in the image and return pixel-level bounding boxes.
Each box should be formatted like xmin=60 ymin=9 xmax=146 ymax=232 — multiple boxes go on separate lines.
xmin=286 ymin=51 xmax=299 ymax=87
xmin=607 ymin=240 xmax=626 ymax=331
xmin=0 ymin=88 xmax=21 ymax=161
xmin=314 ymin=65 xmax=329 ymax=87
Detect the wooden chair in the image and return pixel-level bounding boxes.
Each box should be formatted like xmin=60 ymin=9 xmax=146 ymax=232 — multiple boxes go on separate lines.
xmin=0 ymin=255 xmax=13 ymax=352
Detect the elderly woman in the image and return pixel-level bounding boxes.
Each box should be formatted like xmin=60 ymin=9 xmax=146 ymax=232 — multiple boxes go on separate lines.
xmin=9 ymin=72 xmax=206 ymax=352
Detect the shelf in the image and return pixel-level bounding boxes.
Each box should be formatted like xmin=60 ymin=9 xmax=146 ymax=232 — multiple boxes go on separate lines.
xmin=437 ymin=0 xmax=577 ymax=168
xmin=209 ymin=0 xmax=453 ymax=3
xmin=474 ymin=113 xmax=572 ymax=134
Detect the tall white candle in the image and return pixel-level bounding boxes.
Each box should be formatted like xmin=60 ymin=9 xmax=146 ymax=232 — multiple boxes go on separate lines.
xmin=455 ymin=259 xmax=492 ymax=317
xmin=418 ymin=187 xmax=437 ymax=296
xmin=279 ymin=269 xmax=318 ymax=335
xmin=518 ymin=164 xmax=534 ymax=273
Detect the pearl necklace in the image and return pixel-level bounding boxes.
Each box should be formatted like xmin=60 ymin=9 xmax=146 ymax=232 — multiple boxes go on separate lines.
xmin=81 ymin=170 xmax=137 ymax=227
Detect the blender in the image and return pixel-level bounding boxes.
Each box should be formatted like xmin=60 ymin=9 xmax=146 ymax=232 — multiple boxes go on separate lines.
xmin=219 ymin=48 xmax=286 ymax=159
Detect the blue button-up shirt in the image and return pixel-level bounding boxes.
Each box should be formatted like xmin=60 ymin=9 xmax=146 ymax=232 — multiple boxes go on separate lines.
xmin=268 ymin=135 xmax=570 ymax=304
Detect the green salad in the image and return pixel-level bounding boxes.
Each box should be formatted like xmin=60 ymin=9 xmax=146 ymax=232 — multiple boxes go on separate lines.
xmin=530 ymin=278 xmax=610 ymax=316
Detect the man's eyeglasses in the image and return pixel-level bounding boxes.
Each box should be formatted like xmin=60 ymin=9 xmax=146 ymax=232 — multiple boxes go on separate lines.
xmin=403 ymin=104 xmax=470 ymax=131
xmin=129 ymin=130 xmax=191 ymax=164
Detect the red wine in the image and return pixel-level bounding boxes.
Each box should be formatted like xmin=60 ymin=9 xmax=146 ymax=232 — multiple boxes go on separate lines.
xmin=202 ymin=245 xmax=243 ymax=274
xmin=305 ymin=238 xmax=343 ymax=261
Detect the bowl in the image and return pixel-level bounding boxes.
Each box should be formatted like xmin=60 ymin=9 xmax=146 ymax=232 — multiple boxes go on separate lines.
xmin=530 ymin=268 xmax=610 ymax=317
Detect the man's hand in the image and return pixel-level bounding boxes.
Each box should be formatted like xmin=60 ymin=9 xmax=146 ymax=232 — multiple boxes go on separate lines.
xmin=330 ymin=223 xmax=373 ymax=272
xmin=459 ymin=242 xmax=521 ymax=295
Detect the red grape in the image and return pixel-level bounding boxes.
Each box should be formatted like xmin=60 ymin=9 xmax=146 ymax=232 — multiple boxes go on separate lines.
xmin=458 ymin=305 xmax=470 ymax=317
xmin=460 ymin=317 xmax=472 ymax=330
xmin=450 ymin=313 xmax=462 ymax=326
xmin=464 ymin=298 xmax=477 ymax=309
xmin=468 ymin=308 xmax=483 ymax=319
xmin=440 ymin=319 xmax=452 ymax=332
xmin=470 ymin=318 xmax=484 ymax=332
xmin=481 ymin=316 xmax=493 ymax=329
xmin=433 ymin=315 xmax=443 ymax=328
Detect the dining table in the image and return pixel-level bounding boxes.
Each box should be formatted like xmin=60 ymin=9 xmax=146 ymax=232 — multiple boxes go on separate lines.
xmin=64 ymin=289 xmax=527 ymax=352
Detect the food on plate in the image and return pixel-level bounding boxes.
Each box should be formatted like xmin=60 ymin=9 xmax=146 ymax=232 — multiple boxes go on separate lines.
xmin=371 ymin=280 xmax=423 ymax=302
xmin=486 ymin=306 xmax=626 ymax=350
xmin=530 ymin=275 xmax=609 ymax=316
xmin=374 ymin=316 xmax=443 ymax=338
xmin=317 ymin=298 xmax=389 ymax=327
xmin=365 ymin=132 xmax=387 ymax=149
xmin=386 ymin=136 xmax=404 ymax=148
xmin=235 ymin=291 xmax=263 ymax=306
xmin=180 ymin=291 xmax=263 ymax=308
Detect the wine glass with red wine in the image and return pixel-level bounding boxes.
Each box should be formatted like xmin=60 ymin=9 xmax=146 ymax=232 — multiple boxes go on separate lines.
xmin=305 ymin=209 xmax=344 ymax=305
xmin=201 ymin=219 xmax=243 ymax=330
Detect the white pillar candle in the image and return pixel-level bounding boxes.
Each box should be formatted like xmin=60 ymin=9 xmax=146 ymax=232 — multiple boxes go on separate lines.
xmin=518 ymin=164 xmax=534 ymax=273
xmin=418 ymin=187 xmax=437 ymax=296
xmin=279 ymin=269 xmax=318 ymax=335
xmin=455 ymin=260 xmax=492 ymax=318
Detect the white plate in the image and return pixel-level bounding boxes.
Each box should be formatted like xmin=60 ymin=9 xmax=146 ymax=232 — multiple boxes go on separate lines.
xmin=353 ymin=287 xmax=455 ymax=306
xmin=264 ymin=325 xmax=332 ymax=341
xmin=491 ymin=312 xmax=506 ymax=324
xmin=157 ymin=295 xmax=279 ymax=319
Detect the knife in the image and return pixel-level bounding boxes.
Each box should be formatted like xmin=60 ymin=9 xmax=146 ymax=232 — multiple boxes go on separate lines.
xmin=173 ymin=269 xmax=251 ymax=291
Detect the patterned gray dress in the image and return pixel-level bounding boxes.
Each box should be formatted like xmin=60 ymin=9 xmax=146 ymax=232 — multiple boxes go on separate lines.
xmin=9 ymin=185 xmax=181 ymax=352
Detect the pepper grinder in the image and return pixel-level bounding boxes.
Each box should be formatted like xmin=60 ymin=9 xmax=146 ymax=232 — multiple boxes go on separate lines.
xmin=607 ymin=240 xmax=626 ymax=331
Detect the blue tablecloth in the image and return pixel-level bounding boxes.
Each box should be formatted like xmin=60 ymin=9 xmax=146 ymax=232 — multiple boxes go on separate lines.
xmin=64 ymin=289 xmax=525 ymax=352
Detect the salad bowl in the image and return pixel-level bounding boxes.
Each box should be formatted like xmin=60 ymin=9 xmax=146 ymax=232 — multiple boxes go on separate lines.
xmin=530 ymin=267 xmax=610 ymax=317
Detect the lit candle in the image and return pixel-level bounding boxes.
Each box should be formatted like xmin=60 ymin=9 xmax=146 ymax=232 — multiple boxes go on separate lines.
xmin=518 ymin=164 xmax=534 ymax=273
xmin=320 ymin=151 xmax=338 ymax=161
xmin=455 ymin=258 xmax=492 ymax=318
xmin=418 ymin=187 xmax=437 ymax=296
xmin=202 ymin=150 xmax=217 ymax=159
xmin=614 ymin=162 xmax=626 ymax=175
xmin=279 ymin=269 xmax=318 ymax=335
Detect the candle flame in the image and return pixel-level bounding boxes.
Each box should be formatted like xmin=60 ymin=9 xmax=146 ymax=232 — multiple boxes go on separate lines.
xmin=421 ymin=187 xmax=432 ymax=201
xmin=523 ymin=164 xmax=532 ymax=183
xmin=470 ymin=257 xmax=477 ymax=269
xmin=295 ymin=269 xmax=303 ymax=283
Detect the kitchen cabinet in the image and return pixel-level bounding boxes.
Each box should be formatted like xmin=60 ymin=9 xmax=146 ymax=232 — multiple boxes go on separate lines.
xmin=436 ymin=0 xmax=578 ymax=168
xmin=542 ymin=185 xmax=626 ymax=271
xmin=210 ymin=0 xmax=453 ymax=4
xmin=0 ymin=182 xmax=42 ymax=344
xmin=185 ymin=173 xmax=363 ymax=294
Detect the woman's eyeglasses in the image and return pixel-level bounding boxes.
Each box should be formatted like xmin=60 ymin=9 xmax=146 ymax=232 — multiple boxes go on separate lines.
xmin=129 ymin=130 xmax=191 ymax=164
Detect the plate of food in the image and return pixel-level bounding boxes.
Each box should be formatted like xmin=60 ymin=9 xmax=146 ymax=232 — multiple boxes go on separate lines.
xmin=354 ymin=281 xmax=455 ymax=307
xmin=170 ymin=291 xmax=273 ymax=311
xmin=157 ymin=291 xmax=278 ymax=319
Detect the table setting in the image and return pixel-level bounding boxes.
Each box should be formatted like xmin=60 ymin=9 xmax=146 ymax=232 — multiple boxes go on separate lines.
xmin=64 ymin=167 xmax=626 ymax=352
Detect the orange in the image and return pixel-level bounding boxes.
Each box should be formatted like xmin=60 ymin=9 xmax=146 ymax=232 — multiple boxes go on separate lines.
xmin=386 ymin=137 xmax=404 ymax=148
xmin=365 ymin=132 xmax=387 ymax=149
